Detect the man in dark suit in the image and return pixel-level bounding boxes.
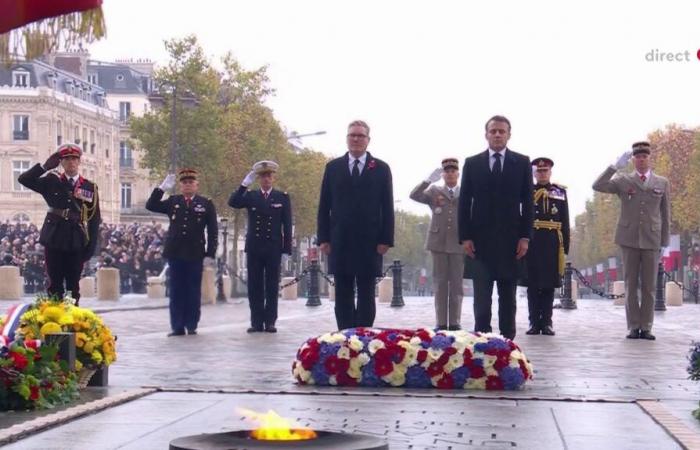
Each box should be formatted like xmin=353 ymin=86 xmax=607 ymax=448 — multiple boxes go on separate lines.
xmin=458 ymin=115 xmax=533 ymax=340
xmin=18 ymin=144 xmax=101 ymax=305
xmin=146 ymin=169 xmax=218 ymax=337
xmin=229 ymin=160 xmax=292 ymax=333
xmin=317 ymin=120 xmax=395 ymax=330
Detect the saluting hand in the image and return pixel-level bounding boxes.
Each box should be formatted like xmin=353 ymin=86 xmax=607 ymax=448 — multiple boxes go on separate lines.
xmin=614 ymin=151 xmax=632 ymax=170
xmin=159 ymin=174 xmax=176 ymax=191
xmin=425 ymin=168 xmax=443 ymax=183
xmin=43 ymin=152 xmax=61 ymax=171
xmin=241 ymin=171 xmax=256 ymax=187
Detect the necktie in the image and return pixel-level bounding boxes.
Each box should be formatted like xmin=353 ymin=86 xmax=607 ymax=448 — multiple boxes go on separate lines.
xmin=492 ymin=152 xmax=502 ymax=176
xmin=68 ymin=177 xmax=75 ymax=188
xmin=352 ymin=159 xmax=360 ymax=178
xmin=640 ymin=174 xmax=646 ymax=183
xmin=263 ymin=191 xmax=269 ymax=200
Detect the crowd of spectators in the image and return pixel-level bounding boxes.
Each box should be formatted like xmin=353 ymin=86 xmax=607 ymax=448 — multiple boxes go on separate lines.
xmin=0 ymin=221 xmax=167 ymax=294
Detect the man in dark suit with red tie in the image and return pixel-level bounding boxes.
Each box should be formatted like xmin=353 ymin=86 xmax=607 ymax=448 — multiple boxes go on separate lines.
xmin=317 ymin=120 xmax=395 ymax=330
xmin=458 ymin=115 xmax=534 ymax=340
xmin=229 ymin=161 xmax=292 ymax=333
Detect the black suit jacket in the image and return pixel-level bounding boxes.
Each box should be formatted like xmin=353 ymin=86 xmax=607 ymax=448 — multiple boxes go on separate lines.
xmin=18 ymin=164 xmax=101 ymax=259
xmin=317 ymin=152 xmax=394 ymax=276
xmin=458 ymin=149 xmax=533 ymax=280
xmin=228 ymin=186 xmax=293 ymax=255
xmin=146 ymin=189 xmax=218 ymax=261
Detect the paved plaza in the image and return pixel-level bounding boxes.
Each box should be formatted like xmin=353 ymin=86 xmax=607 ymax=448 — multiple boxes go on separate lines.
xmin=1 ymin=295 xmax=700 ymax=449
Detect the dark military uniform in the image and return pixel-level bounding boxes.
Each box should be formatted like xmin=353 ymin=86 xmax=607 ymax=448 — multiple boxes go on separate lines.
xmin=18 ymin=146 xmax=100 ymax=305
xmin=521 ymin=158 xmax=570 ymax=334
xmin=229 ymin=184 xmax=292 ymax=331
xmin=146 ymin=173 xmax=218 ymax=334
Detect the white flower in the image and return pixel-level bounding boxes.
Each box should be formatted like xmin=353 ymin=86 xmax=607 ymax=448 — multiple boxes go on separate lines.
xmin=445 ymin=353 xmax=463 ymax=372
xmin=348 ymin=336 xmax=364 ymax=352
xmin=482 ymin=354 xmax=497 ymax=369
xmin=328 ymin=375 xmax=337 ymax=386
xmin=337 ymin=347 xmax=351 ymax=360
xmin=427 ymin=348 xmax=443 ymax=362
xmin=368 ymin=339 xmax=385 ymax=354
xmin=319 ymin=332 xmax=346 ymax=344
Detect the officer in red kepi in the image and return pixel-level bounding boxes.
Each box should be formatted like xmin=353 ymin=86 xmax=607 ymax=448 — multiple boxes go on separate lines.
xmin=18 ymin=143 xmax=101 ymax=306
xmin=146 ymin=168 xmax=218 ymax=337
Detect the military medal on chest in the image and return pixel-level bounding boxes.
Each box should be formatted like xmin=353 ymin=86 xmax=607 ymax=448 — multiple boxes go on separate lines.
xmin=551 ymin=204 xmax=558 ymax=215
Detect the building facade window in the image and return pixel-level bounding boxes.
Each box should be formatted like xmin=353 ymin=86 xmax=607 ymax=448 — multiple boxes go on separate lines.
xmin=120 ymin=183 xmax=132 ymax=208
xmin=12 ymin=161 xmax=30 ymax=191
xmin=90 ymin=130 xmax=95 ymax=154
xmin=119 ymin=102 xmax=131 ymax=122
xmin=12 ymin=115 xmax=29 ymax=140
xmin=82 ymin=127 xmax=88 ymax=150
xmin=119 ymin=141 xmax=133 ymax=167
xmin=74 ymin=125 xmax=80 ymax=144
xmin=88 ymin=73 xmax=98 ymax=85
xmin=106 ymin=133 xmax=111 ymax=158
xmin=12 ymin=70 xmax=29 ymax=88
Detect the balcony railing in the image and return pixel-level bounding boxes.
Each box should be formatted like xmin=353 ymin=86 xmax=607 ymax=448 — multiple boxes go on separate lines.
xmin=13 ymin=130 xmax=29 ymax=140
xmin=119 ymin=158 xmax=134 ymax=168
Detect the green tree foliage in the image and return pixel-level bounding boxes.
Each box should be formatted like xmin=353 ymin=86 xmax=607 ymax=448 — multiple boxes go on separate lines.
xmin=389 ymin=210 xmax=431 ymax=285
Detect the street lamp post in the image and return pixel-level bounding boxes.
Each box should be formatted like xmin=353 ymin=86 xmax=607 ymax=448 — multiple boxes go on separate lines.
xmin=286 ymin=130 xmax=326 ymax=151
xmin=216 ymin=218 xmax=229 ymax=303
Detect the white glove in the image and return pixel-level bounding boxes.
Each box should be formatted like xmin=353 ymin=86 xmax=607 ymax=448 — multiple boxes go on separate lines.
xmin=425 ymin=168 xmax=442 ymax=183
xmin=241 ymin=170 xmax=256 ymax=187
xmin=159 ymin=174 xmax=176 ymax=191
xmin=203 ymin=257 xmax=215 ymax=267
xmin=614 ymin=151 xmax=632 ymax=170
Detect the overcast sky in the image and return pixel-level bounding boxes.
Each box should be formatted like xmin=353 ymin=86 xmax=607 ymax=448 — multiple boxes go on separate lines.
xmin=89 ymin=0 xmax=700 ymax=219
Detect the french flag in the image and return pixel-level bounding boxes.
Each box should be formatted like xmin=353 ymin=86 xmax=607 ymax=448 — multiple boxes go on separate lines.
xmin=662 ymin=235 xmax=681 ymax=272
xmin=0 ymin=303 xmax=31 ymax=348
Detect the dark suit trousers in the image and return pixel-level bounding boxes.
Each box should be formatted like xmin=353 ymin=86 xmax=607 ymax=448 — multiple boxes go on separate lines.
xmin=168 ymin=258 xmax=203 ymax=332
xmin=473 ymin=276 xmax=517 ymax=339
xmin=246 ymin=251 xmax=282 ymax=329
xmin=45 ymin=248 xmax=84 ymax=304
xmin=334 ymin=273 xmax=376 ymax=329
xmin=527 ymin=287 xmax=555 ymax=328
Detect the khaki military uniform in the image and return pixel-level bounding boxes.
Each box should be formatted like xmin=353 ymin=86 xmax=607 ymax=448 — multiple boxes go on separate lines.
xmin=593 ymin=166 xmax=670 ymax=332
xmin=410 ymin=182 xmax=465 ymax=327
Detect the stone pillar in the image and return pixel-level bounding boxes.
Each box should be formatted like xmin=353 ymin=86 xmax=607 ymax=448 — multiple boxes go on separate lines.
xmin=378 ymin=277 xmax=393 ymax=303
xmin=328 ymin=283 xmax=335 ymax=302
xmin=665 ymin=282 xmax=683 ymax=306
xmin=147 ymin=277 xmax=166 ymax=299
xmin=97 ymin=268 xmax=120 ymax=301
xmin=571 ymin=280 xmax=579 ymax=304
xmin=280 ymin=277 xmax=297 ymax=300
xmin=612 ymin=281 xmax=626 ymax=306
xmin=223 ymin=275 xmax=231 ymax=300
xmin=0 ymin=266 xmax=22 ymax=300
xmin=79 ymin=277 xmax=96 ymax=299
xmin=201 ymin=266 xmax=216 ymax=305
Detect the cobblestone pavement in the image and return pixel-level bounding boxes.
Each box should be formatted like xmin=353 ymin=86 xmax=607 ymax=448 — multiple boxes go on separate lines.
xmin=2 ymin=295 xmax=700 ymax=449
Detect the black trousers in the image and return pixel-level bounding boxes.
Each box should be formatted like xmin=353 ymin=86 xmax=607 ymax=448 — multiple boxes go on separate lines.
xmin=168 ymin=258 xmax=203 ymax=333
xmin=246 ymin=250 xmax=282 ymax=329
xmin=45 ymin=248 xmax=84 ymax=304
xmin=527 ymin=287 xmax=555 ymax=328
xmin=334 ymin=273 xmax=376 ymax=330
xmin=473 ymin=276 xmax=517 ymax=339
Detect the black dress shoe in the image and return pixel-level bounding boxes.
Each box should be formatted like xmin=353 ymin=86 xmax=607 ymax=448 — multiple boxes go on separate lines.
xmin=639 ymin=330 xmax=656 ymax=340
xmin=186 ymin=329 xmax=197 ymax=335
xmin=626 ymin=329 xmax=640 ymax=339
xmin=265 ymin=325 xmax=277 ymax=333
xmin=447 ymin=324 xmax=462 ymax=331
xmin=167 ymin=330 xmax=185 ymax=337
xmin=436 ymin=325 xmax=447 ymax=330
xmin=247 ymin=327 xmax=263 ymax=333
xmin=541 ymin=326 xmax=555 ymax=336
xmin=525 ymin=326 xmax=541 ymax=335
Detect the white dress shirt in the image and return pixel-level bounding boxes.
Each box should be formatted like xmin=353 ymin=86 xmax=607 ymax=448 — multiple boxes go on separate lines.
xmin=636 ymin=169 xmax=651 ymax=184
xmin=348 ymin=152 xmax=368 ymax=175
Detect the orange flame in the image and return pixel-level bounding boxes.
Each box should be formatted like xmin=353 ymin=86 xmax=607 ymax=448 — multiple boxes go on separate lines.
xmin=238 ymin=408 xmax=317 ymax=441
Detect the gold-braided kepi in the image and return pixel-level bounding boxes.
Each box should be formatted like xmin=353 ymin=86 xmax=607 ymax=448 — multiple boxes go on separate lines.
xmin=178 ymin=168 xmax=198 ymax=182
xmin=57 ymin=143 xmax=82 ymax=159
xmin=253 ymin=160 xmax=279 ymax=175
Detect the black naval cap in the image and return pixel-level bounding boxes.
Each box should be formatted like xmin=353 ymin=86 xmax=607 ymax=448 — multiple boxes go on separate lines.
xmin=631 ymin=141 xmax=651 ymax=155
xmin=531 ymin=157 xmax=554 ymax=170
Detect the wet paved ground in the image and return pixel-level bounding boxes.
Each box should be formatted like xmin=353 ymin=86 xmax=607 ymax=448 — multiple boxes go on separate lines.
xmin=2 ymin=295 xmax=700 ymax=449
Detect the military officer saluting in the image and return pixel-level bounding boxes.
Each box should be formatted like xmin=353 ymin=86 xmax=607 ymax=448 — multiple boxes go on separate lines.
xmin=229 ymin=161 xmax=292 ymax=333
xmin=18 ymin=144 xmax=101 ymax=306
xmin=522 ymin=157 xmax=570 ymax=336
xmin=146 ymin=169 xmax=218 ymax=337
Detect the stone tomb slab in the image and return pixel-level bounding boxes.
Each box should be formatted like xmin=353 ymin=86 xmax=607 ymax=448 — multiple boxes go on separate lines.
xmin=2 ymin=392 xmax=681 ymax=450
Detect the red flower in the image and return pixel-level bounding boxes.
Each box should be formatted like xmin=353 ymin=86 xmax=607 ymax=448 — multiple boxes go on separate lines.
xmin=486 ymin=376 xmax=504 ymax=390
xmin=469 ymin=365 xmax=485 ymax=379
xmin=324 ymin=355 xmax=350 ymax=375
xmin=298 ymin=344 xmax=320 ymax=370
xmin=416 ymin=329 xmax=432 ymax=343
xmin=436 ymin=374 xmax=454 ymax=389
xmin=494 ymin=355 xmax=510 ymax=371
xmin=427 ymin=362 xmax=445 ymax=378
xmin=519 ymin=360 xmax=532 ymax=379
xmin=29 ymin=385 xmax=40 ymax=401
xmin=9 ymin=351 xmax=28 ymax=370
xmin=336 ymin=371 xmax=358 ymax=386
xmin=367 ymin=159 xmax=377 ymax=170
xmin=24 ymin=340 xmax=40 ymax=350
xmin=417 ymin=350 xmax=428 ymax=364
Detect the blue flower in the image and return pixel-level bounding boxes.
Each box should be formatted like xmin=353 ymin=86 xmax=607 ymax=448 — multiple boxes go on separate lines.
xmin=405 ymin=366 xmax=433 ymax=388
xmin=319 ymin=343 xmax=340 ymax=361
xmin=311 ymin=362 xmax=330 ymax=385
xmin=360 ymin=361 xmax=383 ymax=387
xmin=430 ymin=334 xmax=454 ymax=350
xmin=450 ymin=366 xmax=471 ymax=387
xmin=499 ymin=366 xmax=525 ymax=390
xmin=485 ymin=338 xmax=510 ymax=351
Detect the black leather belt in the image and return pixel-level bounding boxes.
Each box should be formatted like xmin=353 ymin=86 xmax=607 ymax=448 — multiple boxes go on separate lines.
xmin=48 ymin=208 xmax=81 ymax=221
